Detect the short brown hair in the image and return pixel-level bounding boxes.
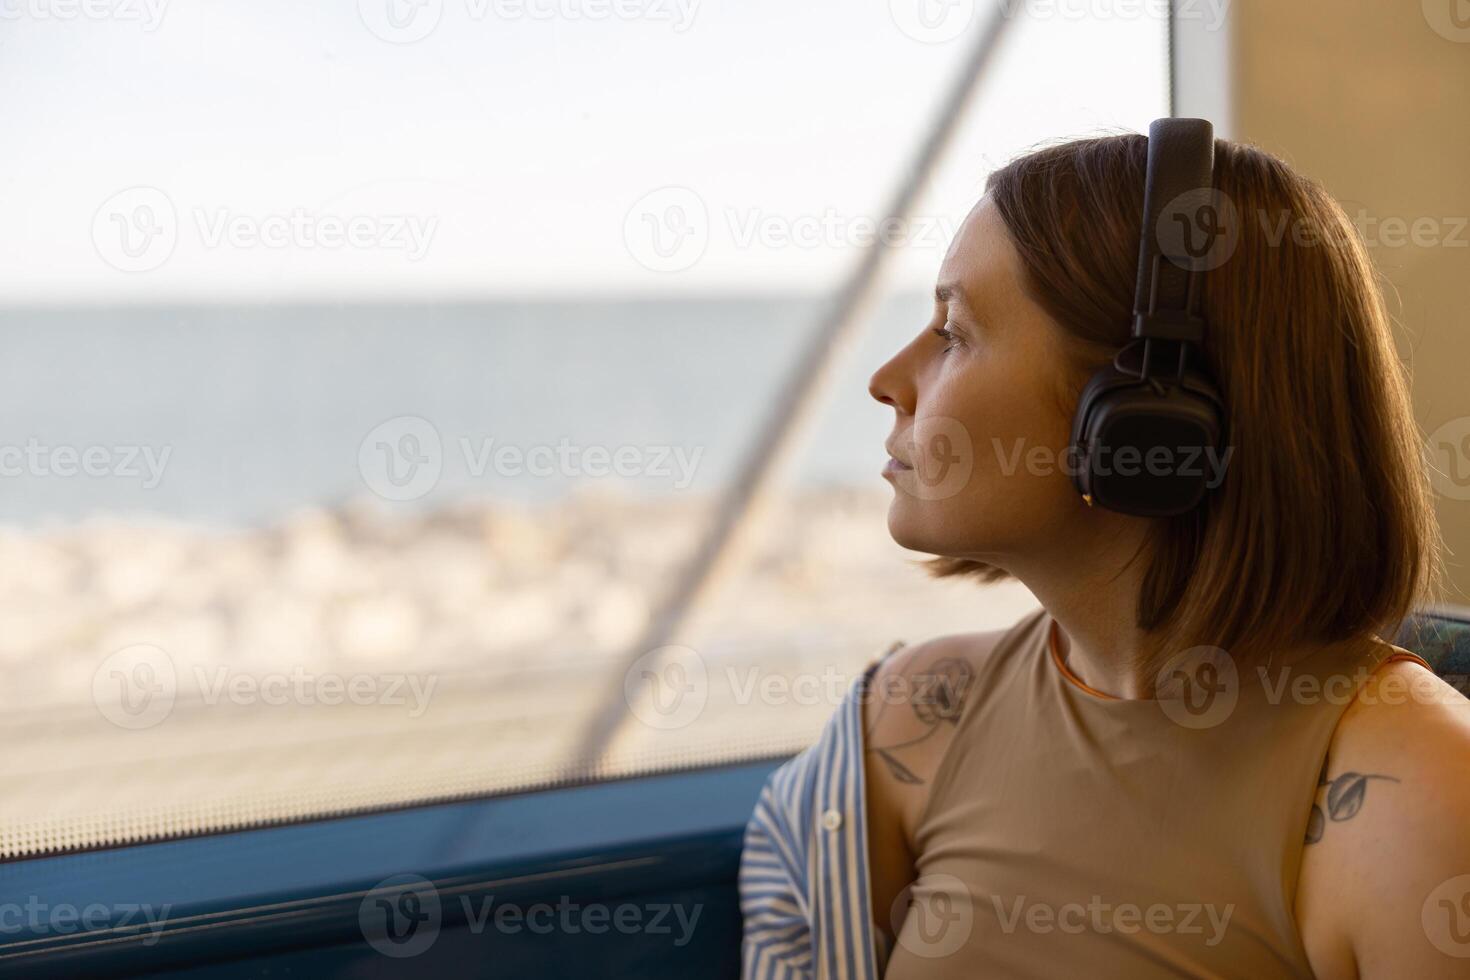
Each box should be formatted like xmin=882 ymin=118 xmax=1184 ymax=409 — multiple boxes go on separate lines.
xmin=929 ymin=134 xmax=1443 ymax=659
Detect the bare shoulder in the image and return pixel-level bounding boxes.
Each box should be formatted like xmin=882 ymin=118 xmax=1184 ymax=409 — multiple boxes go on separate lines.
xmin=1297 ymin=648 xmax=1470 ymax=979
xmin=862 ymin=625 xmax=1013 ymax=834
xmin=861 ymin=624 xmax=1015 ymax=946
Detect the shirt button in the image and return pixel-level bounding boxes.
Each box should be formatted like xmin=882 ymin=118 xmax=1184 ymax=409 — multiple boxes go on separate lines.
xmin=821 ymin=809 xmax=843 ymax=831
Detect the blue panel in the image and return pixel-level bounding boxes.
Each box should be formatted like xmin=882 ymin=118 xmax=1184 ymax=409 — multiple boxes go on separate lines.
xmin=0 ymin=759 xmax=785 ymax=978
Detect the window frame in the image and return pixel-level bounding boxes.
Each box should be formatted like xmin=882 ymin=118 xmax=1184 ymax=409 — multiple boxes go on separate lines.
xmin=0 ymin=758 xmax=782 ymax=977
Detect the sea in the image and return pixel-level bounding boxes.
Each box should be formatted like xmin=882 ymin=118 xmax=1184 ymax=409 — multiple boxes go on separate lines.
xmin=0 ymin=291 xmax=930 ymax=527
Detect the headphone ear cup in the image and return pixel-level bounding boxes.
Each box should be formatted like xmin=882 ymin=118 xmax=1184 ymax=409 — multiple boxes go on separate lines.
xmin=1069 ymin=363 xmax=1227 ymax=516
xmin=1177 ymin=367 xmax=1227 ymax=420
xmin=1069 ymin=363 xmax=1139 ymax=498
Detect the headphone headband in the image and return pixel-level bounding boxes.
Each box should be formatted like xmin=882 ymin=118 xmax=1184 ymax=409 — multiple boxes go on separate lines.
xmin=1132 ymin=118 xmax=1215 ymax=346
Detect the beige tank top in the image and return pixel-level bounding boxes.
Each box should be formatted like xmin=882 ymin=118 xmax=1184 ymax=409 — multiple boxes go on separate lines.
xmin=882 ymin=606 xmax=1424 ymax=979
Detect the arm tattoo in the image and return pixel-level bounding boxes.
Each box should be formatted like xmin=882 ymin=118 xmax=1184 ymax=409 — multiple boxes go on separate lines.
xmin=1304 ymin=760 xmax=1400 ymax=844
xmin=866 ymin=657 xmax=974 ymax=787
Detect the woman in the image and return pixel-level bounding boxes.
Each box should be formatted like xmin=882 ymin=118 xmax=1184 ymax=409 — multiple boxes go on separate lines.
xmin=738 ymin=123 xmax=1470 ymax=979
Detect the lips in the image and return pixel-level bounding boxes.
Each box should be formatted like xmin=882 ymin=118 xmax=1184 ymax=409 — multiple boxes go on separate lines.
xmin=883 ymin=438 xmax=914 ymax=473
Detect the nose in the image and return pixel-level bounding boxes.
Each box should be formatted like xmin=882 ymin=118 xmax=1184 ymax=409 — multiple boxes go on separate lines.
xmin=869 ymin=346 xmax=915 ymax=415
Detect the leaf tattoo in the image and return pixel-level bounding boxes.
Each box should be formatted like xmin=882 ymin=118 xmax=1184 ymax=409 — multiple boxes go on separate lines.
xmin=1326 ymin=771 xmax=1399 ymax=820
xmin=1305 ymin=805 xmax=1326 ymax=844
xmin=1304 ymin=767 xmax=1399 ymax=844
xmin=874 ymin=749 xmax=924 ymax=785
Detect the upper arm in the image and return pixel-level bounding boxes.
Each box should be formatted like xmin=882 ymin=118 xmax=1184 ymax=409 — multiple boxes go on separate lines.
xmin=1297 ymin=659 xmax=1470 ymax=979
xmin=861 ymin=630 xmax=999 ymax=948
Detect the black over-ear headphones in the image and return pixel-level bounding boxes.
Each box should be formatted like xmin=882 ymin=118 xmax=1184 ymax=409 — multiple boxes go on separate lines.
xmin=1068 ymin=117 xmax=1228 ymax=517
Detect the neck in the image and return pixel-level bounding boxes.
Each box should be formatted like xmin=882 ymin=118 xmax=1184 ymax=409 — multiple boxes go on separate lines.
xmin=999 ymin=517 xmax=1170 ymax=700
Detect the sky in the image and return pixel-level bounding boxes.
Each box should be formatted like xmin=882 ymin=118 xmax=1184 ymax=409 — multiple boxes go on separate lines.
xmin=0 ymin=0 xmax=1168 ymax=304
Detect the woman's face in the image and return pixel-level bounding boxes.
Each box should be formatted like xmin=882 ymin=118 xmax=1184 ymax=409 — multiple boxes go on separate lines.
xmin=868 ymin=197 xmax=1092 ymax=568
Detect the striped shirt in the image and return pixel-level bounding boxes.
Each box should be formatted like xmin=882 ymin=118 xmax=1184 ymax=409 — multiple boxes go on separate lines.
xmin=739 ymin=648 xmax=902 ymax=980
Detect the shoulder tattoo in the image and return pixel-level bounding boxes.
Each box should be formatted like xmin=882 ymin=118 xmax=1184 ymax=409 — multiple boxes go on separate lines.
xmin=865 ymin=656 xmax=974 ymax=787
xmin=1305 ymin=758 xmax=1400 ymax=844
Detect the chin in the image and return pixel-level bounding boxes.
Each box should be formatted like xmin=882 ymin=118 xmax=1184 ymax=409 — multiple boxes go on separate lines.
xmin=885 ymin=493 xmax=1010 ymax=564
xmin=885 ymin=498 xmax=956 ymax=556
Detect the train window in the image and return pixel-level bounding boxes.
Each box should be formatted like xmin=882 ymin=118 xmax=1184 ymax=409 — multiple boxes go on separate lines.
xmin=0 ymin=2 xmax=1165 ymax=858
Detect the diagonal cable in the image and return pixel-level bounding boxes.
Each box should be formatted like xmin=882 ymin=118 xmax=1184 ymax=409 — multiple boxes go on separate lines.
xmin=570 ymin=4 xmax=1020 ymax=768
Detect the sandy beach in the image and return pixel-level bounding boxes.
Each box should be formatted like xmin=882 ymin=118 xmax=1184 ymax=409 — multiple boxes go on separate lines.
xmin=0 ymin=485 xmax=1039 ymax=858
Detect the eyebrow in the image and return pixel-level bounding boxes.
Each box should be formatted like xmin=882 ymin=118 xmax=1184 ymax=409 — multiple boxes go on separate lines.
xmin=935 ymin=281 xmax=965 ymax=305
